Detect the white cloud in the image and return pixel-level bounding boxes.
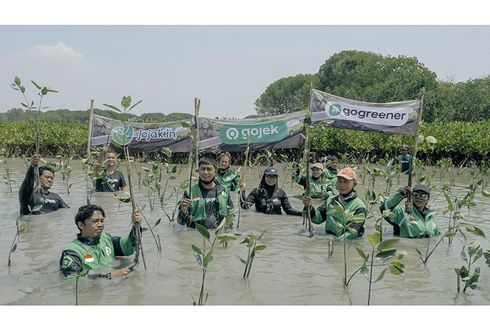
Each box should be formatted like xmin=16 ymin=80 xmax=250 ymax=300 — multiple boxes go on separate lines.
xmin=26 ymin=41 xmax=83 ymax=60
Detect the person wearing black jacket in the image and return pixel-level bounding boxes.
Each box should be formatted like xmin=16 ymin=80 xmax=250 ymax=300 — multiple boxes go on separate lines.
xmin=240 ymin=167 xmax=302 ymax=216
xmin=19 ymin=154 xmax=70 ymax=215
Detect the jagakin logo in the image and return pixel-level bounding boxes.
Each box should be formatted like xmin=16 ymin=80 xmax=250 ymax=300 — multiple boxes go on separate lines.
xmin=220 ymin=121 xmax=287 ymax=145
xmin=325 ymin=101 xmax=411 ymax=127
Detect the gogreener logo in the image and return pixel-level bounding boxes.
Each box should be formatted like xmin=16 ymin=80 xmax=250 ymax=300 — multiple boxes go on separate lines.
xmin=220 ymin=121 xmax=287 ymax=145
xmin=325 ymin=101 xmax=411 ymax=127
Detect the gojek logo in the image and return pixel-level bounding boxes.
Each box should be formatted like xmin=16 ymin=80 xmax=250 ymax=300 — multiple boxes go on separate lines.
xmin=220 ymin=120 xmax=287 ymax=145
xmin=328 ymin=104 xmax=342 ymax=117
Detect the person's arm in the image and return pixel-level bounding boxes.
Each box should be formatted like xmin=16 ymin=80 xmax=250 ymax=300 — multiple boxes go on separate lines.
xmin=380 ymin=187 xmax=409 ymax=213
xmin=241 ymin=188 xmax=257 ymax=209
xmin=280 ymin=191 xmax=302 ymax=216
xmin=119 ymin=172 xmax=129 ymax=193
xmin=58 ymin=194 xmax=70 ymax=209
xmin=177 ymin=191 xmax=191 ymax=225
xmin=60 ymin=250 xmax=129 ymax=280
xmin=19 ymin=155 xmax=40 ymax=215
xmin=94 ymin=145 xmax=109 ymax=173
xmin=230 ymin=174 xmax=240 ymax=192
xmin=303 ymin=196 xmax=327 ymax=224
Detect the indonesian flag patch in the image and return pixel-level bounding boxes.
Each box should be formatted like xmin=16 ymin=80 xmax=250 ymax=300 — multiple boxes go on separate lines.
xmin=84 ymin=253 xmax=95 ymax=263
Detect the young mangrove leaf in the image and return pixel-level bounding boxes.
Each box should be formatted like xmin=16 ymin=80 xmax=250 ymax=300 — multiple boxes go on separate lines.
xmin=374 ymin=269 xmax=387 ymax=283
xmin=196 ymin=223 xmax=210 ymax=241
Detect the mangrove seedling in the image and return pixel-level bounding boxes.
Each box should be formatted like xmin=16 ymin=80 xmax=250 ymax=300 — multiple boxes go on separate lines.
xmin=1 ymin=156 xmax=15 ymax=192
xmin=239 ymin=230 xmax=267 ymax=279
xmin=455 ymin=240 xmax=483 ymax=293
xmin=191 ymin=213 xmax=236 ymax=305
xmin=348 ymin=231 xmax=406 ymax=305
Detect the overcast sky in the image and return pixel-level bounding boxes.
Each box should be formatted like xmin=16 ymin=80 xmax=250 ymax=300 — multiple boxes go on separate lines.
xmin=1 ymin=5 xmax=489 ymax=119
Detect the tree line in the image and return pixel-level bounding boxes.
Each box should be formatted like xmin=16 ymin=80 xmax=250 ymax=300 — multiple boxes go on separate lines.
xmin=255 ymin=50 xmax=490 ymax=123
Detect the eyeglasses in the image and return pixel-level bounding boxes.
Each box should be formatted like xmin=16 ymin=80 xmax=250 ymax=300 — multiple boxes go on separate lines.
xmin=413 ymin=192 xmax=429 ymax=200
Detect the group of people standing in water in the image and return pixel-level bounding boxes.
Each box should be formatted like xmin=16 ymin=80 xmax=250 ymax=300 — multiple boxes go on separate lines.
xmin=18 ymin=144 xmax=434 ymax=280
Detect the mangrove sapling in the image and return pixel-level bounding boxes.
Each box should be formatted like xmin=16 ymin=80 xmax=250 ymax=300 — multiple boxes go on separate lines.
xmin=455 ymin=240 xmax=483 ymax=293
xmin=103 ymin=95 xmax=146 ymax=271
xmin=142 ymin=160 xmax=160 ymax=212
xmin=10 ymin=77 xmax=58 ymax=155
xmin=347 ymin=231 xmax=406 ymax=305
xmin=191 ymin=214 xmax=236 ymax=305
xmin=239 ymin=230 xmax=267 ymax=279
xmin=1 ymin=156 xmax=15 ymax=192
xmin=329 ymin=201 xmax=367 ymax=286
xmin=414 ymin=213 xmax=485 ymax=264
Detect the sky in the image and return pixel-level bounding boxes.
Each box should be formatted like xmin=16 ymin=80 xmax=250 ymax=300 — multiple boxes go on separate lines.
xmin=1 ymin=2 xmax=489 ymax=121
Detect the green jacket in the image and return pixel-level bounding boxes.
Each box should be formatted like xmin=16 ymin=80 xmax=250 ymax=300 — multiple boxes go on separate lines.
xmin=395 ymin=154 xmax=412 ymax=174
xmin=60 ymin=232 xmax=136 ymax=279
xmin=295 ymin=174 xmax=334 ymax=198
xmin=323 ymin=167 xmax=339 ymax=188
xmin=178 ymin=183 xmax=234 ymax=229
xmin=380 ymin=191 xmax=440 ymax=238
xmin=216 ymin=168 xmax=240 ymax=192
xmin=305 ymin=191 xmax=366 ymax=240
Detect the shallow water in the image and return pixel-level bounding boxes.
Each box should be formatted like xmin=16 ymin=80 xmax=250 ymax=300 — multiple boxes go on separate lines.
xmin=1 ymin=159 xmax=490 ymax=305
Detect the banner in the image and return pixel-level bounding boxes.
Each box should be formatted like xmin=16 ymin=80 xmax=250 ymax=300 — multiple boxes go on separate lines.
xmin=90 ymin=114 xmax=192 ymax=153
xmin=310 ymin=89 xmax=421 ymax=135
xmin=198 ymin=111 xmax=306 ymax=152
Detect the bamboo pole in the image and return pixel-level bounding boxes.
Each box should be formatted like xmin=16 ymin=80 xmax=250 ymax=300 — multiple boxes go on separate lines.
xmin=86 ymin=99 xmax=95 ymax=158
xmin=405 ymin=89 xmax=425 ymax=213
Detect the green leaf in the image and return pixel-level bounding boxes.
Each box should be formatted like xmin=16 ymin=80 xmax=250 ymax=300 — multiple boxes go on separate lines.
xmin=41 ymin=87 xmax=48 ymax=95
xmin=368 ymin=231 xmax=381 ymax=247
xmin=195 ymin=223 xmax=210 ymax=240
xmin=203 ymin=252 xmax=213 ymax=268
xmin=31 ymin=80 xmax=42 ymax=89
xmin=255 ymin=244 xmax=267 ymax=251
xmin=154 ymin=218 xmax=161 ymax=227
xmin=103 ymin=104 xmax=121 ymax=112
xmin=191 ymin=244 xmax=203 ymax=256
xmin=375 ymin=249 xmax=397 ymax=260
xmin=239 ymin=258 xmax=248 ymax=265
xmin=14 ymin=76 xmax=21 ymax=86
xmin=129 ymin=99 xmax=143 ymax=111
xmin=360 ymin=264 xmax=369 ymax=277
xmin=121 ymin=95 xmax=132 ymax=109
xmin=374 ymin=268 xmax=387 ymax=283
xmin=11 ymin=243 xmax=17 ymax=253
xmin=377 ymin=239 xmax=399 ymax=252
xmin=355 ymin=247 xmax=368 ymax=261
xmin=388 ymin=262 xmax=404 ymax=275
xmin=466 ymin=225 xmax=485 ymax=237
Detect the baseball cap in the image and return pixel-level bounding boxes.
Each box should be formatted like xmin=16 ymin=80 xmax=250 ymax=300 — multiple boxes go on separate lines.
xmin=337 ymin=167 xmax=357 ymax=181
xmin=413 ymin=184 xmax=430 ymax=195
xmin=264 ymin=167 xmax=278 ymax=176
xmin=311 ymin=163 xmax=324 ymax=170
xmin=402 ymin=144 xmax=410 ymax=150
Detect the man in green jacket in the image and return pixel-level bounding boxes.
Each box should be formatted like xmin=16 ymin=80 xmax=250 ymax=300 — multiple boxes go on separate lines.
xmin=294 ymin=163 xmax=334 ymax=199
xmin=395 ymin=144 xmax=413 ymax=174
xmin=322 ymin=155 xmax=340 ymax=188
xmin=59 ymin=204 xmax=142 ymax=279
xmin=380 ymin=184 xmax=440 ymax=238
xmin=178 ymin=157 xmax=234 ymax=229
xmin=303 ymin=167 xmax=366 ymax=240
xmin=215 ymin=152 xmax=240 ymax=193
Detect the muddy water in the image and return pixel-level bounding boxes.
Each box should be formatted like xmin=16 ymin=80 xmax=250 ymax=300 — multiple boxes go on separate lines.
xmin=1 ymin=159 xmax=490 ymax=305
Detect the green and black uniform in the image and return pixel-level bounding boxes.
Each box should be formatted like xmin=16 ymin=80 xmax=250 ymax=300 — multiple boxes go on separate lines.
xmin=60 ymin=231 xmax=137 ymax=279
xmin=395 ymin=154 xmax=412 ymax=174
xmin=216 ymin=167 xmax=240 ymax=193
xmin=95 ymin=169 xmax=127 ymax=192
xmin=323 ymin=166 xmax=339 ymax=188
xmin=19 ymin=165 xmax=69 ymax=215
xmin=178 ymin=183 xmax=234 ymax=229
xmin=241 ymin=174 xmax=302 ymax=216
xmin=295 ymin=173 xmax=334 ymax=199
xmin=380 ymin=191 xmax=440 ymax=238
xmin=304 ymin=191 xmax=366 ymax=240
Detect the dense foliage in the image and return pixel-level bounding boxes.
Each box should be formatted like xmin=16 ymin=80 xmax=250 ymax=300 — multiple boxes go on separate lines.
xmin=2 ymin=119 xmax=489 ymax=165
xmin=255 ymin=50 xmax=490 ymax=123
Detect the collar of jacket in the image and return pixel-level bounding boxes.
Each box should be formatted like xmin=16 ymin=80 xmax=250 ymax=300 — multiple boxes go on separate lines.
xmin=77 ymin=233 xmax=101 ymax=245
xmin=337 ymin=190 xmax=357 ymax=202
